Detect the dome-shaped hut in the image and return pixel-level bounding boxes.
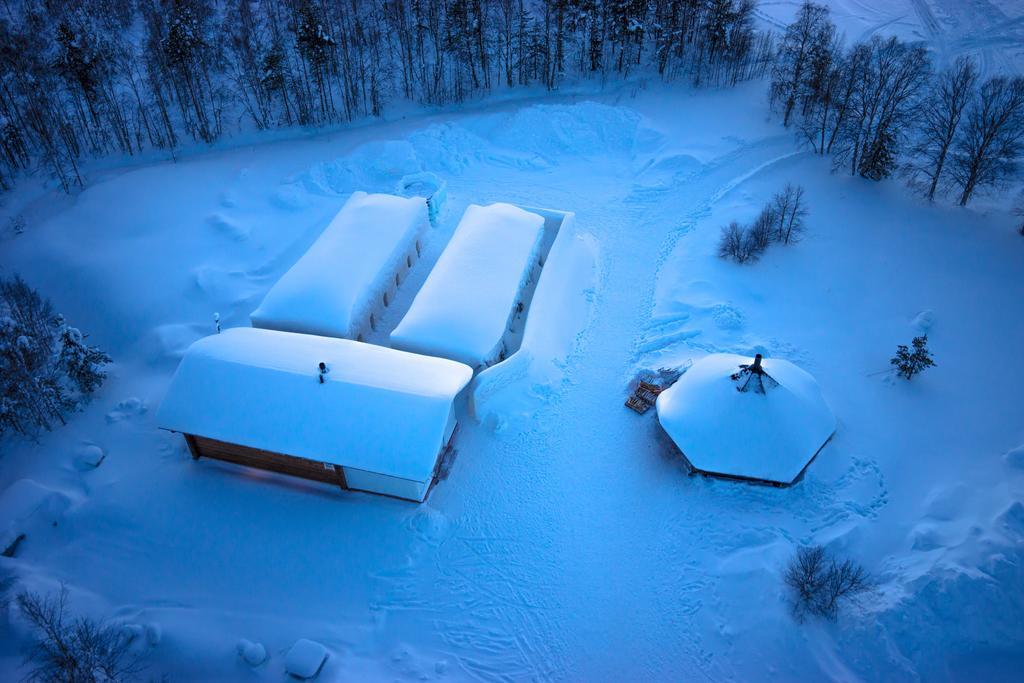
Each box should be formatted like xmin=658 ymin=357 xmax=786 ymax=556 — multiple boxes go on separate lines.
xmin=656 ymin=353 xmax=836 ymax=486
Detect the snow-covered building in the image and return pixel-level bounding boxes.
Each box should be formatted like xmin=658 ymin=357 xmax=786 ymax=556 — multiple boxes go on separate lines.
xmin=656 ymin=354 xmax=836 ymax=486
xmin=156 ymin=328 xmax=472 ymax=502
xmin=250 ymin=191 xmax=429 ymax=340
xmin=389 ymin=203 xmax=545 ymax=368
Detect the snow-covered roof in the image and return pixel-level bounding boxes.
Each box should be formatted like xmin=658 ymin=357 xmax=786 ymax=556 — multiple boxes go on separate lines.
xmin=251 ymin=191 xmax=427 ymax=338
xmin=390 ymin=203 xmax=544 ymax=367
xmin=156 ymin=328 xmax=472 ymax=483
xmin=656 ymin=354 xmax=836 ymax=484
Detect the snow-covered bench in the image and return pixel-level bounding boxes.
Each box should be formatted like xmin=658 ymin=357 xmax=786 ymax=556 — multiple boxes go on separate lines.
xmin=250 ymin=191 xmax=429 ymax=340
xmin=156 ymin=327 xmax=472 ymax=502
xmin=389 ymin=203 xmax=545 ymax=368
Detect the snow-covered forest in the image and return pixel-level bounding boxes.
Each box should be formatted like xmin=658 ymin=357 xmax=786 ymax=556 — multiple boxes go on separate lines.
xmin=1 ymin=0 xmax=773 ymax=191
xmin=3 ymin=0 xmax=1022 ymax=207
xmin=2 ymin=0 xmax=1023 ymax=681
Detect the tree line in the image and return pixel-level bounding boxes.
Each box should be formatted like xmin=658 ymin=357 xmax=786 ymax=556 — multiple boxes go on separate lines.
xmin=0 ymin=0 xmax=773 ymax=193
xmin=771 ymin=1 xmax=1024 ymax=206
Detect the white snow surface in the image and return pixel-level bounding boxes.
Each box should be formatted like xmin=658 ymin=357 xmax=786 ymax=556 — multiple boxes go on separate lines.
xmin=390 ymin=203 xmax=544 ymax=367
xmin=250 ymin=191 xmax=427 ymax=338
xmin=0 ymin=479 xmax=72 ymax=552
xmin=2 ymin=30 xmax=1024 ymax=679
xmin=156 ymin=327 xmax=471 ymax=482
xmin=657 ymin=354 xmax=837 ymax=484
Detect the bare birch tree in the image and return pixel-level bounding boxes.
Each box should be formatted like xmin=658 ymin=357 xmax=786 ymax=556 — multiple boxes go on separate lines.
xmin=905 ymin=56 xmax=978 ymax=201
xmin=951 ymin=76 xmax=1024 ymax=206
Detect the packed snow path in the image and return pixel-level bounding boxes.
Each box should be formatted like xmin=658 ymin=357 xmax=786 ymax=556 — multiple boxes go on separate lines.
xmin=2 ymin=80 xmax=1023 ymax=681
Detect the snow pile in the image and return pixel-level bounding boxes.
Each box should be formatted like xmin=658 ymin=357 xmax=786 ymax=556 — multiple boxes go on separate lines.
xmin=390 ymin=203 xmax=544 ymax=367
xmin=472 ymin=213 xmax=598 ymax=430
xmin=656 ymin=353 xmax=836 ymax=484
xmin=236 ymin=639 xmax=267 ymax=667
xmin=73 ymin=443 xmax=106 ymax=470
xmin=304 ymin=140 xmax=422 ymax=196
xmin=0 ymin=479 xmax=71 ymax=554
xmin=250 ymin=191 xmax=427 ymax=339
xmin=156 ymin=328 xmax=472 ymax=486
xmin=285 ymin=639 xmax=329 ymax=679
xmin=460 ymin=102 xmax=649 ymax=161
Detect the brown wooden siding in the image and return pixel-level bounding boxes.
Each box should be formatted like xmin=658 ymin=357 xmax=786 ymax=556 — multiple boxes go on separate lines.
xmin=181 ymin=430 xmax=458 ymax=502
xmin=190 ymin=435 xmax=347 ymax=487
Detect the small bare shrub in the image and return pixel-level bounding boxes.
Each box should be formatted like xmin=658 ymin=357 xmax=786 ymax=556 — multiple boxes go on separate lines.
xmin=718 ymin=221 xmax=759 ymax=263
xmin=719 ymin=185 xmax=809 ymax=265
xmin=785 ymin=545 xmax=871 ymax=622
xmin=17 ymin=587 xmax=146 ymax=683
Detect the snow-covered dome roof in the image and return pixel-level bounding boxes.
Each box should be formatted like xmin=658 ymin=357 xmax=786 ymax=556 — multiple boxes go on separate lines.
xmin=656 ymin=354 xmax=836 ymax=485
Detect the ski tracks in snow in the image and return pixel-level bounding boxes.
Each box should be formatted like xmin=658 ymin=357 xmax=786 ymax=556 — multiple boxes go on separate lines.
xmin=630 ymin=136 xmax=801 ymax=367
xmin=369 ymin=505 xmax=570 ymax=682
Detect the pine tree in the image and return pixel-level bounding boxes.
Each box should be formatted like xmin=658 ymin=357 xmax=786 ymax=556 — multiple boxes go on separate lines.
xmin=0 ymin=275 xmax=110 ymax=437
xmin=57 ymin=318 xmax=111 ymax=396
xmin=890 ymin=335 xmax=935 ymax=380
xmin=858 ymin=126 xmax=898 ymax=180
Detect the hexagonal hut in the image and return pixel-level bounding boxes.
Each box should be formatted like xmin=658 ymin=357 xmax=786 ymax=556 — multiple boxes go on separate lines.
xmin=655 ymin=354 xmax=836 ymax=486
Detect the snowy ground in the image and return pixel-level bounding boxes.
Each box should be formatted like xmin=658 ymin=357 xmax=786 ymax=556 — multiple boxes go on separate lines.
xmin=3 ymin=13 xmax=1024 ymax=682
xmin=757 ymin=0 xmax=1024 ymax=75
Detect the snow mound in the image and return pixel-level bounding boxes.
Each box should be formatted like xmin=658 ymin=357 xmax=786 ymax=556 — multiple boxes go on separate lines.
xmin=998 ymin=501 xmax=1024 ymax=538
xmin=271 ymin=182 xmax=311 ymax=211
xmin=205 ymin=213 xmax=250 ymax=241
xmin=390 ymin=203 xmax=544 ymax=367
xmin=865 ymin=547 xmax=1024 ymax=681
xmin=285 ymin=639 xmax=329 ymax=679
xmin=656 ymin=354 xmax=836 ymax=484
xmin=462 ymin=102 xmax=649 ymax=161
xmin=73 ymin=443 xmax=106 ymax=470
xmin=923 ymin=484 xmax=970 ymax=521
xmin=911 ymin=309 xmax=935 ymax=333
xmin=105 ymin=397 xmax=148 ymax=424
xmin=191 ymin=265 xmax=259 ymax=305
xmin=1004 ymin=445 xmax=1024 ymax=469
xmin=147 ymin=323 xmax=209 ymax=361
xmin=305 ymin=140 xmax=422 ymax=196
xmin=250 ymin=191 xmax=428 ymax=339
xmin=0 ymin=479 xmax=71 ymax=553
xmin=408 ymin=123 xmax=498 ymax=173
xmin=236 ymin=639 xmax=267 ymax=666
